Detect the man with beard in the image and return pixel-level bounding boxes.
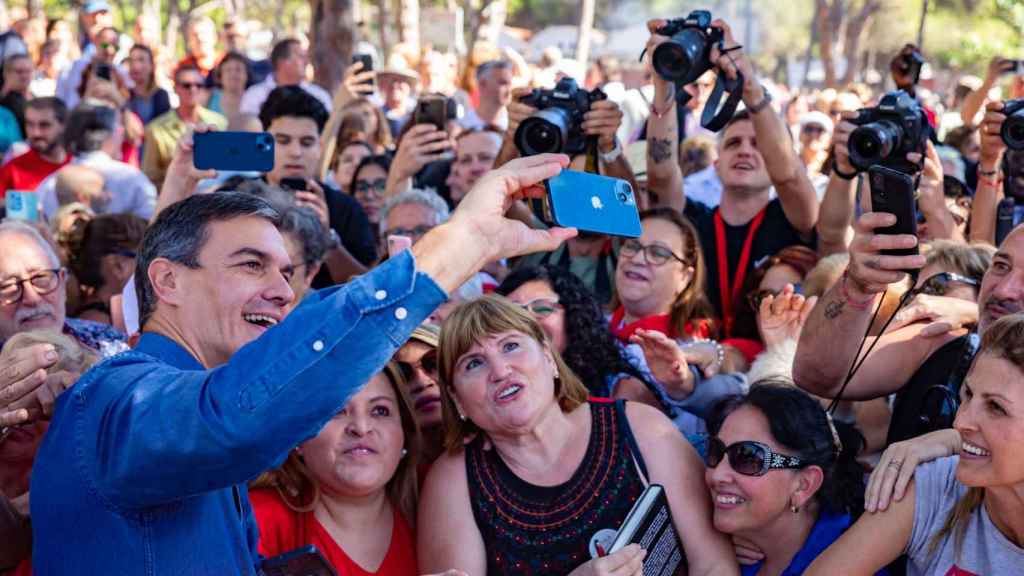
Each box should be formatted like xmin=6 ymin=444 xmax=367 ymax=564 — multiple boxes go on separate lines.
xmin=447 ymin=126 xmax=502 ymax=205
xmin=795 ymin=99 xmax=1023 ymax=444
xmin=0 ymin=98 xmax=69 ymax=198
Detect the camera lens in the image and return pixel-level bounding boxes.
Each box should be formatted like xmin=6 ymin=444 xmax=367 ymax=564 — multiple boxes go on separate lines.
xmin=515 ymin=108 xmax=571 ymax=156
xmin=849 ymin=120 xmax=900 ymax=171
xmin=652 ymin=28 xmax=706 ymax=83
xmin=1002 ymin=109 xmax=1024 ymax=150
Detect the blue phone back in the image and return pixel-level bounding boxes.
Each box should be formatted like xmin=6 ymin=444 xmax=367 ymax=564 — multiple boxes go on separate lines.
xmin=194 ymin=131 xmax=275 ymax=172
xmin=545 ymin=170 xmax=642 ymax=238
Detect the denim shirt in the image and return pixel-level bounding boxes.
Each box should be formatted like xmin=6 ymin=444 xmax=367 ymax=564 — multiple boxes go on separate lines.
xmin=30 ymin=251 xmax=446 ymax=575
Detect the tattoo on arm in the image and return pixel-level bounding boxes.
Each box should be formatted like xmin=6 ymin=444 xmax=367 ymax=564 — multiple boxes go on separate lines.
xmin=824 ymin=299 xmax=845 ymax=320
xmin=649 ymin=137 xmax=673 ymax=164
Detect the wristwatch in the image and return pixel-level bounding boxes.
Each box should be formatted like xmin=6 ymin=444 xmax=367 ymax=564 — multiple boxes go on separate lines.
xmin=747 ymin=87 xmax=773 ymax=115
xmin=599 ymin=138 xmax=623 ymax=163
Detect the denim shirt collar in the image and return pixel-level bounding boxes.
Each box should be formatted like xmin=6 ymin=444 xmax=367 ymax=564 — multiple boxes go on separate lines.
xmin=135 ymin=332 xmax=205 ymax=371
xmin=741 ymin=511 xmax=852 ymax=576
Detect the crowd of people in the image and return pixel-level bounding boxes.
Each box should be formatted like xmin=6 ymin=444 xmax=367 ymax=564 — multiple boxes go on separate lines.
xmin=0 ymin=4 xmax=1022 ymax=576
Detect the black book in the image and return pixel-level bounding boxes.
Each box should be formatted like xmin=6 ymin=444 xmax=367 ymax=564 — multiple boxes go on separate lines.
xmin=609 ymin=484 xmax=685 ymax=576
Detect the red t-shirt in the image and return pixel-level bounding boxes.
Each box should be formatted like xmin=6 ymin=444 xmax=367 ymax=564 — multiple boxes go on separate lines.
xmin=0 ymin=149 xmax=70 ymax=198
xmin=250 ymin=489 xmax=417 ymax=576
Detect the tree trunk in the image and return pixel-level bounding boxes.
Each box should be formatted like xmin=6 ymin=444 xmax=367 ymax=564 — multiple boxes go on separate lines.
xmin=396 ymin=0 xmax=418 ymax=49
xmin=25 ymin=0 xmax=41 ymax=19
xmin=839 ymin=0 xmax=881 ymax=86
xmin=817 ymin=0 xmax=847 ymax=89
xmin=376 ymin=0 xmax=390 ymax=63
xmin=575 ymin=0 xmax=596 ymax=67
xmin=801 ymin=0 xmax=822 ymax=88
xmin=310 ymin=0 xmax=355 ymax=91
xmin=165 ymin=0 xmax=181 ymax=61
xmin=917 ymin=0 xmax=929 ymax=47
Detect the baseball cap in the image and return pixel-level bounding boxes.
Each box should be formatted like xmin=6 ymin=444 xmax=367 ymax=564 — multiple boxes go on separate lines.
xmin=83 ymin=0 xmax=112 ymax=14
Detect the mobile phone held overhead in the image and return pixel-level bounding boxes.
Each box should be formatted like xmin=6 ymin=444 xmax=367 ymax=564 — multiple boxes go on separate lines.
xmin=193 ymin=131 xmax=275 ymax=173
xmin=543 ymin=170 xmax=642 ymax=238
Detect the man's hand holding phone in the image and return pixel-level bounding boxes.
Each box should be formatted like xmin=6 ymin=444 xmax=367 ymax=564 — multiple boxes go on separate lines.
xmin=847 ymin=211 xmax=927 ymax=298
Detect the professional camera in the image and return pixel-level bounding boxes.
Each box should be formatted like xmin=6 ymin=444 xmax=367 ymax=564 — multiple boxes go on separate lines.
xmin=651 ymin=10 xmax=722 ymax=87
xmin=1000 ymin=99 xmax=1024 ymax=150
xmin=848 ymin=90 xmax=929 ymax=174
xmin=514 ymin=77 xmax=606 ymax=156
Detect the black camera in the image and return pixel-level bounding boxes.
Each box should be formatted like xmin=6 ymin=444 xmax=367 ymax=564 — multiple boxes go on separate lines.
xmin=848 ymin=90 xmax=928 ymax=174
xmin=514 ymin=77 xmax=606 ymax=156
xmin=652 ymin=10 xmax=722 ymax=87
xmin=1000 ymin=99 xmax=1024 ymax=150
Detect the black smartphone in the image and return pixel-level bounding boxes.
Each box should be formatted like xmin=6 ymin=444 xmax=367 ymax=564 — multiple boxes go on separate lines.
xmin=413 ymin=96 xmax=450 ymax=132
xmin=260 ymin=545 xmax=337 ymax=576
xmin=280 ymin=177 xmax=309 ymax=193
xmin=868 ymin=165 xmax=918 ymax=258
xmin=996 ymin=197 xmax=1017 ymax=247
xmin=193 ymin=131 xmax=275 ymax=172
xmin=351 ymin=54 xmax=374 ymax=87
xmin=95 ymin=63 xmax=113 ymax=81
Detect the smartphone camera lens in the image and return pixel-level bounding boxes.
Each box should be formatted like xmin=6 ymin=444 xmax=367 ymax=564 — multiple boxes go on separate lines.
xmin=616 ymin=182 xmax=631 ymax=203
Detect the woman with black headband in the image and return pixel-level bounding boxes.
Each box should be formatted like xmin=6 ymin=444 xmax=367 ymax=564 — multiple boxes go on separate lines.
xmin=704 ymin=383 xmax=884 ymax=575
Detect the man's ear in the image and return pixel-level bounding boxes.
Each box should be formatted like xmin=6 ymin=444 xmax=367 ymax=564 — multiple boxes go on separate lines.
xmin=147 ymin=258 xmax=187 ymax=309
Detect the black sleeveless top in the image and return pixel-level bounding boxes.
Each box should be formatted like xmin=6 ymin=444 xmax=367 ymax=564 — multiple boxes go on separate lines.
xmin=465 ymin=399 xmax=649 ymax=575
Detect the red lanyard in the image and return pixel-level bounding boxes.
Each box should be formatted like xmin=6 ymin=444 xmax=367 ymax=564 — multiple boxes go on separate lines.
xmin=714 ymin=207 xmax=766 ymax=337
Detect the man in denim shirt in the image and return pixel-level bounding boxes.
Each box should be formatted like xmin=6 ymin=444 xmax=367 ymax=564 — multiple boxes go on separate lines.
xmin=29 ymin=152 xmax=576 ymax=575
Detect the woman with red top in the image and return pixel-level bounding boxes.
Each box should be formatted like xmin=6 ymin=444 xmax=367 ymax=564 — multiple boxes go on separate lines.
xmin=611 ymin=208 xmax=745 ymax=435
xmin=249 ymin=363 xmax=421 ymax=576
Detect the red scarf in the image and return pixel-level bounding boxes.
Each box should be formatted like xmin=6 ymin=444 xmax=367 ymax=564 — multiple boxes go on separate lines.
xmin=609 ymin=306 xmax=711 ymax=342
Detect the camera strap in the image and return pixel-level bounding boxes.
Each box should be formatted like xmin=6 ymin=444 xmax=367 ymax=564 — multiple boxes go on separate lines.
xmin=701 ymin=71 xmax=745 ymax=132
xmin=584 ymin=137 xmax=601 ymax=175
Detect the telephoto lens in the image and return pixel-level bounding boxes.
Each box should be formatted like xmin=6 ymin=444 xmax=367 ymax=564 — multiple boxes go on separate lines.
xmin=847 ymin=90 xmax=928 ymax=174
xmin=1000 ymin=99 xmax=1024 ymax=150
xmin=515 ymin=108 xmax=572 ymax=156
xmin=849 ymin=120 xmax=903 ymax=171
xmin=650 ymin=10 xmax=721 ymax=87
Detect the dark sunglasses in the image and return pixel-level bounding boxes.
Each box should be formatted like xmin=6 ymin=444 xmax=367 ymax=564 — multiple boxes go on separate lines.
xmin=916 ymin=211 xmax=967 ymax=227
xmin=177 ymin=82 xmax=204 ymax=90
xmin=915 ymin=272 xmax=979 ymax=297
xmin=397 ymin=349 xmax=438 ymax=381
xmin=747 ymin=283 xmax=802 ymax=311
xmin=705 ymin=437 xmax=805 ymax=477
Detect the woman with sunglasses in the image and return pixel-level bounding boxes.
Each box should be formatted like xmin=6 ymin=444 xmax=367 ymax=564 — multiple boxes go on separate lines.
xmin=393 ymin=324 xmax=445 ymax=465
xmin=250 ymin=363 xmax=422 ymax=575
xmin=350 ymin=154 xmax=392 ymax=226
xmin=807 ymin=315 xmax=1024 ymax=575
xmin=419 ymin=295 xmax=736 ymax=575
xmin=612 ymin=208 xmax=744 ymax=431
xmin=705 ymin=384 xmax=879 ymax=575
xmin=496 ymin=264 xmax=654 ymax=398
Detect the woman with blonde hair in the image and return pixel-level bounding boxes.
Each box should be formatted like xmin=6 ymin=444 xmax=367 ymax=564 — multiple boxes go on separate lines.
xmin=418 ymin=295 xmax=737 ymax=575
xmin=249 ymin=363 xmax=421 ymax=575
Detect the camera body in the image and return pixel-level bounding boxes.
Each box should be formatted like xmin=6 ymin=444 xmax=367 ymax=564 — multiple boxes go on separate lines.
xmin=652 ymin=10 xmax=722 ymax=87
xmin=848 ymin=90 xmax=928 ymax=175
xmin=514 ymin=78 xmax=605 ymax=156
xmin=1000 ymin=99 xmax=1024 ymax=150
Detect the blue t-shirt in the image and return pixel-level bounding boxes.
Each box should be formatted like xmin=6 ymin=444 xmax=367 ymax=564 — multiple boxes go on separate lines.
xmin=741 ymin=511 xmax=888 ymax=576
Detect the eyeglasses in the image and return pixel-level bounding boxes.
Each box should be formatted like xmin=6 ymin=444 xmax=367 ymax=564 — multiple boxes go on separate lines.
xmin=518 ymin=298 xmax=562 ymax=318
xmin=620 ymin=239 xmax=686 ymax=267
xmin=801 ymin=125 xmax=827 ymax=135
xmin=177 ymin=82 xmax=204 ymax=91
xmin=355 ymin=179 xmax=387 ymax=197
xmin=915 ymin=272 xmax=979 ymax=297
xmin=747 ymin=283 xmax=802 ymax=311
xmin=397 ymin=349 xmax=438 ymax=381
xmin=0 ymin=269 xmax=64 ymax=306
xmin=385 ymin=225 xmax=433 ymax=239
xmin=705 ymin=437 xmax=805 ymax=477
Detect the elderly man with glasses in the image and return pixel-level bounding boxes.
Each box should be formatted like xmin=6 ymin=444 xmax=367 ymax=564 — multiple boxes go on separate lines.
xmin=142 ymin=64 xmax=227 ymax=188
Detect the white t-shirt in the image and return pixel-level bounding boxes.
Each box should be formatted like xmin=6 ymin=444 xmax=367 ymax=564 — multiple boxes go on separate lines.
xmin=907 ymin=456 xmax=1024 ymax=575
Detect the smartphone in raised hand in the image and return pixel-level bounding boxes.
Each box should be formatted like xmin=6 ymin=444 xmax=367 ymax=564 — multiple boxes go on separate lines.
xmin=387 ymin=234 xmax=413 ymax=257
xmin=543 ymin=170 xmax=641 ymax=238
xmin=868 ymin=165 xmax=918 ymax=258
xmin=193 ymin=131 xmax=275 ymax=172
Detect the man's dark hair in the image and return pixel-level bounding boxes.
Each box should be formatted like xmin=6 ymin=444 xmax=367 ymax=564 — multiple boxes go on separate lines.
xmin=63 ymin=103 xmax=117 ymax=155
xmin=174 ymin=63 xmax=203 ymax=84
xmin=270 ymin=38 xmax=301 ymax=70
xmin=4 ymin=52 xmax=29 ymax=68
xmin=27 ymin=96 xmax=68 ymax=124
xmin=135 ymin=193 xmax=281 ymax=328
xmin=259 ymin=85 xmax=328 ymax=132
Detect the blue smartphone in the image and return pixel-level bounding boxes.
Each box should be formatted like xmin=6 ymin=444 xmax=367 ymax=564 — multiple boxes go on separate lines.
xmin=543 ymin=170 xmax=641 ymax=238
xmin=6 ymin=190 xmax=39 ymax=221
xmin=194 ymin=131 xmax=275 ymax=172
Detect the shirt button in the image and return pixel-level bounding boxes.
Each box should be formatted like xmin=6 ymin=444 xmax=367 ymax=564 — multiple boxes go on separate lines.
xmin=312 ymin=340 xmax=324 ymax=352
xmin=395 ymin=307 xmax=408 ymax=320
xmin=375 ymin=290 xmax=387 ymax=301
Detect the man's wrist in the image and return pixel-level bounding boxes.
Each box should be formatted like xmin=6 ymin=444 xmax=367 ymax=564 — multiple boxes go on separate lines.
xmin=412 ymin=221 xmax=490 ymax=294
xmin=742 ymin=80 xmax=765 ymax=107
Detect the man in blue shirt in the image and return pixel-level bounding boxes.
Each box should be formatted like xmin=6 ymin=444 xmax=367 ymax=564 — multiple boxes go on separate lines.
xmin=30 ymin=150 xmax=576 ymax=574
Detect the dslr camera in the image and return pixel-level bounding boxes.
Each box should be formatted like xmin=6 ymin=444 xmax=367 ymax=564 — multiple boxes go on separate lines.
xmin=651 ymin=10 xmax=722 ymax=88
xmin=514 ymin=77 xmax=606 ymax=156
xmin=848 ymin=90 xmax=929 ymax=175
xmin=1000 ymin=99 xmax=1024 ymax=150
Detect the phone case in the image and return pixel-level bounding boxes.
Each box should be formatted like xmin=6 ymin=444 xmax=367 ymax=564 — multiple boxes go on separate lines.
xmin=414 ymin=98 xmax=448 ymax=131
xmin=5 ymin=190 xmax=38 ymax=221
xmin=544 ymin=170 xmax=641 ymax=238
xmin=194 ymin=131 xmax=275 ymax=172
xmin=868 ymin=165 xmax=918 ymax=257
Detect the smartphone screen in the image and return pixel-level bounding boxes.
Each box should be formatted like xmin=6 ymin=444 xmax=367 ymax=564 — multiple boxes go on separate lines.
xmin=868 ymin=165 xmax=918 ymax=258
xmin=544 ymin=170 xmax=641 ymax=238
xmin=95 ymin=63 xmax=112 ymax=81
